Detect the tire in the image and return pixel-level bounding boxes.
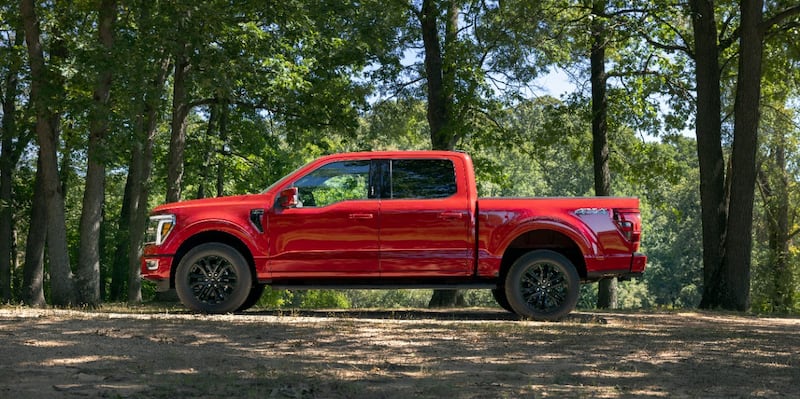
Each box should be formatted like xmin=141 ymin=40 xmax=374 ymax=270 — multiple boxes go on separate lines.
xmin=504 ymin=250 xmax=580 ymax=321
xmin=175 ymin=243 xmax=252 ymax=313
xmin=237 ymin=284 xmax=266 ymax=312
xmin=491 ymin=288 xmax=514 ymax=313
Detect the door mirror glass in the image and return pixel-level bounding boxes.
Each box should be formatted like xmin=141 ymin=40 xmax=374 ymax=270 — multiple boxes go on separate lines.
xmin=279 ymin=187 xmax=299 ymax=208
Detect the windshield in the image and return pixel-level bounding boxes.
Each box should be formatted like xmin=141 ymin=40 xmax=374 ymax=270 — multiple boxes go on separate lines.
xmin=259 ymin=162 xmax=309 ymax=194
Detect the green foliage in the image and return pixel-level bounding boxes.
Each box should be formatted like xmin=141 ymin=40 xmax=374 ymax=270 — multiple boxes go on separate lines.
xmin=750 ymin=101 xmax=800 ymax=314
xmin=638 ymin=136 xmax=703 ymax=308
xmin=256 ymin=287 xmax=293 ymax=308
xmin=299 ymin=290 xmax=351 ymax=309
xmin=344 ymin=290 xmax=433 ymax=309
xmin=616 ymin=279 xmax=655 ymax=309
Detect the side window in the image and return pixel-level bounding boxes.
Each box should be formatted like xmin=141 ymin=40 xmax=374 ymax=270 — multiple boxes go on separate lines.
xmin=294 ymin=161 xmax=370 ymax=207
xmin=390 ymin=159 xmax=457 ymax=199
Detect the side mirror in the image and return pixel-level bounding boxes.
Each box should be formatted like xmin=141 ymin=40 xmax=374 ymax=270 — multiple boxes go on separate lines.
xmin=279 ymin=187 xmax=299 ymax=208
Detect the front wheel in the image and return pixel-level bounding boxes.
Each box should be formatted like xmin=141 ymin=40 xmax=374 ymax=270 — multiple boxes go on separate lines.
xmin=175 ymin=243 xmax=252 ymax=313
xmin=504 ymin=250 xmax=580 ymax=321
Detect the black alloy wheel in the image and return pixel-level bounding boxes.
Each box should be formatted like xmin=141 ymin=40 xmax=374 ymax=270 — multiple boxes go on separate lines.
xmin=504 ymin=250 xmax=580 ymax=321
xmin=175 ymin=243 xmax=252 ymax=313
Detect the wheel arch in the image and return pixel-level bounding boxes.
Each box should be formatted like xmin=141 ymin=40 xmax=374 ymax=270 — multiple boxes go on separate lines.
xmin=498 ymin=228 xmax=588 ymax=282
xmin=169 ymin=231 xmax=256 ymax=289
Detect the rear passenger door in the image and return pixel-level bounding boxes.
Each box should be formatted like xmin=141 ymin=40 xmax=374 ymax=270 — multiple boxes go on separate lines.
xmin=378 ymin=158 xmax=472 ymax=277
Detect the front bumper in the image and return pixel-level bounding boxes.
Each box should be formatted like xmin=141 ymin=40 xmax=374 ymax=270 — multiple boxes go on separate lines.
xmin=140 ymin=246 xmax=174 ymax=291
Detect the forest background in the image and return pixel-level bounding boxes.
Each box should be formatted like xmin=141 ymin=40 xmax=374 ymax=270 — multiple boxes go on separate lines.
xmin=1 ymin=0 xmax=799 ymax=314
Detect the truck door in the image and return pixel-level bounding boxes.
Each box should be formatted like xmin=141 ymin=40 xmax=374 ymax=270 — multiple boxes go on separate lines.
xmin=378 ymin=158 xmax=472 ymax=277
xmin=268 ymin=160 xmax=380 ymax=277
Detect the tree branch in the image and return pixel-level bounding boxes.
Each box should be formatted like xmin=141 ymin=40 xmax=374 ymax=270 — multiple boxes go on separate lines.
xmin=761 ymin=5 xmax=800 ymax=34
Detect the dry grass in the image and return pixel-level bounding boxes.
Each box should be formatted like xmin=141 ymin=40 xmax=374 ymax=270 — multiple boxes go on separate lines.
xmin=1 ymin=306 xmax=798 ymax=398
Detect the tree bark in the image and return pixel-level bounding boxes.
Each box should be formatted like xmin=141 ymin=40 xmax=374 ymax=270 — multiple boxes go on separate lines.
xmin=216 ymin=101 xmax=228 ymax=197
xmin=128 ymin=55 xmax=172 ymax=303
xmin=419 ymin=0 xmax=464 ymax=308
xmin=420 ymin=0 xmax=451 ymax=151
xmin=590 ymin=0 xmax=617 ymax=310
xmin=109 ymin=169 xmax=132 ymax=301
xmin=716 ymin=0 xmax=763 ymax=311
xmin=166 ymin=49 xmax=191 ymax=204
xmin=76 ymin=0 xmax=116 ymax=306
xmin=0 ymin=27 xmax=23 ymax=302
xmin=690 ymin=0 xmax=727 ymax=310
xmin=22 ymin=158 xmax=46 ymax=307
xmin=21 ymin=0 xmax=74 ymax=306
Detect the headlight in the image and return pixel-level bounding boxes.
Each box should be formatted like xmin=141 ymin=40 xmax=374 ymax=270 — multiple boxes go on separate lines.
xmin=145 ymin=214 xmax=175 ymax=245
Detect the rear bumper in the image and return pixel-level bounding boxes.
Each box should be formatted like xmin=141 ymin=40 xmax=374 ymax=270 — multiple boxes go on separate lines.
xmin=631 ymin=252 xmax=647 ymax=273
xmin=585 ymin=252 xmax=647 ymax=281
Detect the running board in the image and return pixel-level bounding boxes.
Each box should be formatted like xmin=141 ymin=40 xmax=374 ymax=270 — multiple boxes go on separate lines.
xmin=262 ymin=279 xmax=498 ymax=291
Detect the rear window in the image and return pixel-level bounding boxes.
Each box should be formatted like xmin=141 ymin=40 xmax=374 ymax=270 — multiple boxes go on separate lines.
xmin=390 ymin=159 xmax=457 ymax=199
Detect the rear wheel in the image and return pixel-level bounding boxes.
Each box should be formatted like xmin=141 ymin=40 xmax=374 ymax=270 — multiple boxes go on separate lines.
xmin=504 ymin=250 xmax=580 ymax=321
xmin=175 ymin=243 xmax=252 ymax=313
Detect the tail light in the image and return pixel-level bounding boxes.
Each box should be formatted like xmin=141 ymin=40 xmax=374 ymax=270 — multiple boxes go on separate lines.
xmin=614 ymin=209 xmax=641 ymax=250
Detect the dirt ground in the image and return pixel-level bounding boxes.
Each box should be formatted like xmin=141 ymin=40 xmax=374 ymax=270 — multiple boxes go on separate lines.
xmin=0 ymin=306 xmax=798 ymax=398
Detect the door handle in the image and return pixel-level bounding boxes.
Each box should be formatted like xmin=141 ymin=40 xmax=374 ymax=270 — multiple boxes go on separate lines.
xmin=349 ymin=213 xmax=374 ymax=220
xmin=438 ymin=212 xmax=463 ymax=219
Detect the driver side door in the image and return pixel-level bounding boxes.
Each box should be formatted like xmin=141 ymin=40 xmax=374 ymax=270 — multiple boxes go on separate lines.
xmin=268 ymin=160 xmax=380 ymax=278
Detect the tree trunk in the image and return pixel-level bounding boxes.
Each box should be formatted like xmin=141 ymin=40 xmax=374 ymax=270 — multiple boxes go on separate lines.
xmin=590 ymin=0 xmax=617 ymax=310
xmin=690 ymin=0 xmax=728 ymax=310
xmin=216 ymin=101 xmax=228 ymax=197
xmin=109 ymin=171 xmax=132 ymax=301
xmin=420 ymin=0 xmax=464 ymax=308
xmin=420 ymin=0 xmax=450 ymax=151
xmin=21 ymin=0 xmax=74 ymax=306
xmin=166 ymin=49 xmax=191 ymax=204
xmin=128 ymin=55 xmax=172 ymax=303
xmin=0 ymin=27 xmax=23 ymax=301
xmin=716 ymin=0 xmax=763 ymax=311
xmin=22 ymin=158 xmax=46 ymax=307
xmin=76 ymin=0 xmax=116 ymax=306
xmin=197 ymin=101 xmax=219 ymax=200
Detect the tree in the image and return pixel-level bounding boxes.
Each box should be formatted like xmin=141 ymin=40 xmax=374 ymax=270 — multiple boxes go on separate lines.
xmin=588 ymin=0 xmax=617 ymax=309
xmin=696 ymin=1 xmax=800 ymax=310
xmin=707 ymin=0 xmax=763 ymax=310
xmin=419 ymin=0 xmax=464 ymax=307
xmin=636 ymin=0 xmax=800 ymax=311
xmin=76 ymin=0 xmax=116 ymax=306
xmin=21 ymin=0 xmax=74 ymax=306
xmin=0 ymin=10 xmax=28 ymax=302
xmin=164 ymin=5 xmax=192 ymax=204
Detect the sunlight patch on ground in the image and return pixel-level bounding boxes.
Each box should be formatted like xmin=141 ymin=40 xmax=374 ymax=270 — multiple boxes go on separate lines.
xmin=22 ymin=339 xmax=70 ymax=348
xmin=42 ymin=355 xmax=129 ymax=366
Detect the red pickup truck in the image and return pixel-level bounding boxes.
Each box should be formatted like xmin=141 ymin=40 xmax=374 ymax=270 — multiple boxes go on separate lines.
xmin=142 ymin=151 xmax=645 ymax=320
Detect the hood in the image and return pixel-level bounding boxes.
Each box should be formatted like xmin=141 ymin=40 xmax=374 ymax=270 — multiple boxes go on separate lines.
xmin=152 ymin=194 xmax=268 ymax=214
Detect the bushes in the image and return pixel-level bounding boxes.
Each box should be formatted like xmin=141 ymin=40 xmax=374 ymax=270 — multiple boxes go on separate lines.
xmin=254 ymin=288 xmax=499 ymax=310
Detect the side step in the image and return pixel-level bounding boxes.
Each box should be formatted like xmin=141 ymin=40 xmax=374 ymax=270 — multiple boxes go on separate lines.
xmin=262 ymin=279 xmax=498 ymax=291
